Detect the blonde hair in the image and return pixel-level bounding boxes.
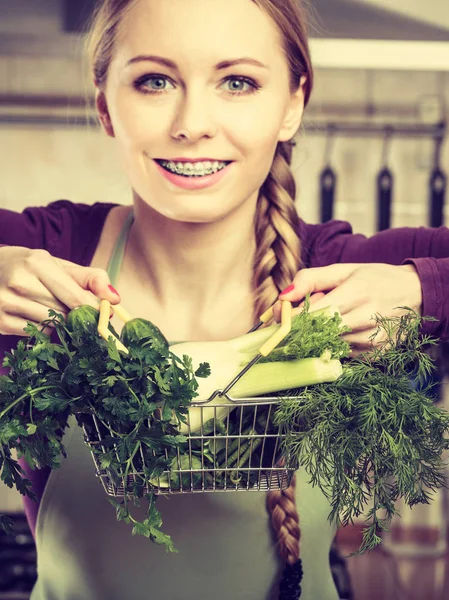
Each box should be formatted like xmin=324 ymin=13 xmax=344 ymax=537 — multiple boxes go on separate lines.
xmin=86 ymin=1 xmax=313 ymax=597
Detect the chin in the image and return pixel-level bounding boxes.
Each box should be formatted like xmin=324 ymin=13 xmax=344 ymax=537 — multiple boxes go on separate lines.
xmin=161 ymin=206 xmax=231 ymax=224
xmin=137 ymin=192 xmax=236 ymax=224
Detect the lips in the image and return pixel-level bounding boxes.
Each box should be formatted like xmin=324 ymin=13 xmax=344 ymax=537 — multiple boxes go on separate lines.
xmin=158 ymin=158 xmax=231 ymax=163
xmin=154 ymin=158 xmax=233 ymax=190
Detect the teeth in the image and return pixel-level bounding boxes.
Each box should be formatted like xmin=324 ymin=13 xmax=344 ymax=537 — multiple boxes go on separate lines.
xmin=159 ymin=159 xmax=228 ymax=176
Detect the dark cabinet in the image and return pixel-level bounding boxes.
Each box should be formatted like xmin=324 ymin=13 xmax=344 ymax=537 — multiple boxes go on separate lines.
xmin=0 ymin=514 xmax=36 ymax=599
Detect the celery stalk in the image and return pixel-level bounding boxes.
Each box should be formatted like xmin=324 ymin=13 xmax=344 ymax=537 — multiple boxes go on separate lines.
xmin=230 ymin=356 xmax=343 ymax=398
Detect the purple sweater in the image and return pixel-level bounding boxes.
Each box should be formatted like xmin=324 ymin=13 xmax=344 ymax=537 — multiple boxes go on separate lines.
xmin=1 ymin=199 xmax=449 ymax=539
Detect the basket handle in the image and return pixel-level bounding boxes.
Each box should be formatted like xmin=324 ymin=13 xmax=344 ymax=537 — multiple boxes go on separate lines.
xmin=97 ymin=299 xmax=132 ymax=354
xmin=258 ymin=300 xmax=292 ymax=357
xmin=96 ymin=299 xmax=292 ymax=359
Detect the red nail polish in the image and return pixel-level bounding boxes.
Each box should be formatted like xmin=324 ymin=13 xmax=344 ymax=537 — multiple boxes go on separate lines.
xmin=108 ymin=285 xmax=120 ymax=297
xmin=280 ymin=284 xmax=295 ymax=296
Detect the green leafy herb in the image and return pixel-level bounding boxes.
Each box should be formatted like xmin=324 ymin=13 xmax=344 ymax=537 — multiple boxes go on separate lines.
xmin=259 ymin=301 xmax=351 ymax=363
xmin=0 ymin=308 xmax=207 ymax=552
xmin=274 ymin=307 xmax=449 ymax=553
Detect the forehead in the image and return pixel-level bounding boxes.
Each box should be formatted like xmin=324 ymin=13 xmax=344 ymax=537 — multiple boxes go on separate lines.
xmin=115 ymin=0 xmax=285 ymax=67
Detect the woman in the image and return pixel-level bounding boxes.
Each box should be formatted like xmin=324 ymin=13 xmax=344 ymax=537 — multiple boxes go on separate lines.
xmin=0 ymin=0 xmax=448 ymax=598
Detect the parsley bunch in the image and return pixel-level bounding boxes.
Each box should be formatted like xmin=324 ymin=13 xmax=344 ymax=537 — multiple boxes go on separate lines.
xmin=0 ymin=310 xmax=208 ymax=551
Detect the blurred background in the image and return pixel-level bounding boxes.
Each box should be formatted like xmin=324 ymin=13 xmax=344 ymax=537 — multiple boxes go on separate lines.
xmin=0 ymin=1 xmax=448 ymax=599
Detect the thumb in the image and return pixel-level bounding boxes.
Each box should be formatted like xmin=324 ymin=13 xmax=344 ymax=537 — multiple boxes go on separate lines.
xmin=58 ymin=259 xmax=121 ymax=304
xmin=279 ymin=263 xmax=361 ymax=302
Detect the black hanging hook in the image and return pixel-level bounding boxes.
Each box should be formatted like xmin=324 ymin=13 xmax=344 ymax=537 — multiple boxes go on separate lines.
xmin=320 ymin=124 xmax=337 ymax=223
xmin=429 ymin=121 xmax=447 ymax=228
xmin=376 ymin=126 xmax=394 ymax=232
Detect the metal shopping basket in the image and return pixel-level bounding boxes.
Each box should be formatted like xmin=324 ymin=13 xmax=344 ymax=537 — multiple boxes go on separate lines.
xmin=77 ymin=299 xmax=301 ymax=497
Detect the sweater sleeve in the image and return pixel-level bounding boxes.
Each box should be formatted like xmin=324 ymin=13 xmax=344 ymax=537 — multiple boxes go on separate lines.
xmin=301 ymin=219 xmax=449 ymax=340
xmin=0 ymin=199 xmax=116 ymax=357
xmin=0 ymin=200 xmax=116 ymax=538
xmin=0 ymin=200 xmax=116 ymax=264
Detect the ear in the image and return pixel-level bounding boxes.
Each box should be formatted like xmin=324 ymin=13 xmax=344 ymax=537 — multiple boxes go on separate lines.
xmin=278 ymin=76 xmax=307 ymax=143
xmin=95 ymin=89 xmax=115 ymax=138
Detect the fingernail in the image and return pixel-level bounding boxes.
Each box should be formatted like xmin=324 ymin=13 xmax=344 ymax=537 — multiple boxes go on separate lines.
xmin=280 ymin=284 xmax=295 ymax=296
xmin=108 ymin=285 xmax=120 ymax=298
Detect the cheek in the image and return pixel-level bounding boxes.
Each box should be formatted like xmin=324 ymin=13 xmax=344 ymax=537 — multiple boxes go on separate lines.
xmin=223 ymin=98 xmax=286 ymax=162
xmin=228 ymin=104 xmax=282 ymax=145
xmin=108 ymin=92 xmax=158 ymax=150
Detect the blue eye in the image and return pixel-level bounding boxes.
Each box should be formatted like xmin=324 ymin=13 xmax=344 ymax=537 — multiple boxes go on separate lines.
xmin=222 ymin=76 xmax=260 ymax=95
xmin=134 ymin=75 xmax=175 ymax=93
xmin=134 ymin=74 xmax=261 ymax=96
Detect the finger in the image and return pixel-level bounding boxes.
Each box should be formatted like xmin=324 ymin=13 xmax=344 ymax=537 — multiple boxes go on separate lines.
xmin=296 ymin=292 xmax=326 ymax=310
xmin=293 ymin=275 xmax=369 ymax=316
xmin=0 ymin=314 xmax=53 ymax=337
xmin=339 ymin=306 xmax=381 ymax=332
xmin=58 ymin=259 xmax=121 ymax=304
xmin=4 ymin=297 xmax=68 ymax=325
xmin=342 ymin=328 xmax=384 ymax=348
xmin=279 ymin=264 xmax=362 ymax=302
xmin=349 ymin=347 xmax=374 ymax=359
xmin=5 ymin=268 xmax=71 ymax=314
xmin=26 ymin=253 xmax=116 ymax=311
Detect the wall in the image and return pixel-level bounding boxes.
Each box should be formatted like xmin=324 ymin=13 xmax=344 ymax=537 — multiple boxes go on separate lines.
xmin=0 ymin=56 xmax=448 ymax=233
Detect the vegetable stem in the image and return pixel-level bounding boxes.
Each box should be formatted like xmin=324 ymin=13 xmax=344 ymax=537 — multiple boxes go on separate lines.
xmin=0 ymin=386 xmax=57 ymax=420
xmin=123 ymin=441 xmax=142 ymax=489
xmin=230 ymin=436 xmax=263 ymax=483
xmin=230 ymin=356 xmax=343 ymax=398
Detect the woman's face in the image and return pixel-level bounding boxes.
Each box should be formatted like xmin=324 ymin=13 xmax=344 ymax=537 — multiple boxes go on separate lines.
xmin=99 ymin=0 xmax=306 ymax=223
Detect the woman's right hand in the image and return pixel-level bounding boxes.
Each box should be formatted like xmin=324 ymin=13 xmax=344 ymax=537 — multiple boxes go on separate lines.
xmin=0 ymin=246 xmax=120 ymax=336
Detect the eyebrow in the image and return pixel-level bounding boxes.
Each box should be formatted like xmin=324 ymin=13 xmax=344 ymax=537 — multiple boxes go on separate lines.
xmin=126 ymin=55 xmax=269 ymax=70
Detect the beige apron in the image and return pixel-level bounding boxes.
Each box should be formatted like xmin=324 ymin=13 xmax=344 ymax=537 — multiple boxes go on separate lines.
xmin=29 ymin=213 xmax=339 ymax=600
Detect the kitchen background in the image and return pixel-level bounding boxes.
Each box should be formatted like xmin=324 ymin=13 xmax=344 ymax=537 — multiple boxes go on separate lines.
xmin=0 ymin=1 xmax=448 ymax=599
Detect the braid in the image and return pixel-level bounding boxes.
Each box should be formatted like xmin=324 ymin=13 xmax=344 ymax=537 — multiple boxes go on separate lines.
xmin=253 ymin=141 xmax=304 ymax=599
xmin=253 ymin=141 xmax=302 ymax=322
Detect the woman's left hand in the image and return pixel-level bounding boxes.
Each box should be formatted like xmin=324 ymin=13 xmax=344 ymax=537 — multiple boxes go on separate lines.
xmin=275 ymin=263 xmax=423 ymax=355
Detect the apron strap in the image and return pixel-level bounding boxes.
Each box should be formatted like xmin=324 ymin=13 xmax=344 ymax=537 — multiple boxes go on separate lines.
xmin=106 ymin=210 xmax=134 ymax=287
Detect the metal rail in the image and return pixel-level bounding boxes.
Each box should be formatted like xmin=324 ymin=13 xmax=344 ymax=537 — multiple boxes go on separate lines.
xmin=0 ymin=113 xmax=445 ymax=144
xmin=302 ymin=120 xmax=446 ymax=140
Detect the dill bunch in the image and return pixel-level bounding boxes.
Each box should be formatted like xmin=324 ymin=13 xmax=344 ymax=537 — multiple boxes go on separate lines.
xmin=274 ymin=308 xmax=449 ymax=553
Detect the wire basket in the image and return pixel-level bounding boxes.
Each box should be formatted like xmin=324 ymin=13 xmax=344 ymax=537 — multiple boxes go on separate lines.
xmin=77 ymin=394 xmax=299 ymax=497
xmin=78 ymin=299 xmax=299 ymax=497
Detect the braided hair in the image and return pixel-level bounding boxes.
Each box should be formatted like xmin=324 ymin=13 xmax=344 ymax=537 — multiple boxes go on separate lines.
xmin=249 ymin=3 xmax=314 ymax=595
xmin=253 ymin=139 xmax=305 ymax=599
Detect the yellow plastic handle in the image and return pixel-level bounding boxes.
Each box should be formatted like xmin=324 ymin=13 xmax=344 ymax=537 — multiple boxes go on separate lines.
xmin=258 ymin=300 xmax=292 ymax=357
xmin=111 ymin=303 xmax=132 ymax=323
xmin=258 ymin=305 xmax=275 ymax=324
xmin=98 ymin=299 xmax=129 ymax=354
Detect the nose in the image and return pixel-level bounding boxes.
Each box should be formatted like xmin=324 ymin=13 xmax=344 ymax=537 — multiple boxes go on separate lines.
xmin=170 ymin=87 xmax=218 ymax=142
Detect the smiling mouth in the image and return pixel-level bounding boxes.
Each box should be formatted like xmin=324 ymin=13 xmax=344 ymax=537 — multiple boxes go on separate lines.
xmin=154 ymin=159 xmax=232 ymax=178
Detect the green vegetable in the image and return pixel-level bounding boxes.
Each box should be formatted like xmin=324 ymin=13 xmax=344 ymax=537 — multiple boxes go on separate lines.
xmin=274 ymin=308 xmax=449 ymax=553
xmin=171 ymin=304 xmax=348 ymax=433
xmin=228 ymin=353 xmax=342 ymax=397
xmin=0 ymin=300 xmax=448 ymax=558
xmin=66 ymin=305 xmax=101 ymax=335
xmin=0 ymin=308 xmax=206 ymax=552
xmin=151 ymin=454 xmax=203 ymax=489
xmin=121 ymin=318 xmax=169 ymax=354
